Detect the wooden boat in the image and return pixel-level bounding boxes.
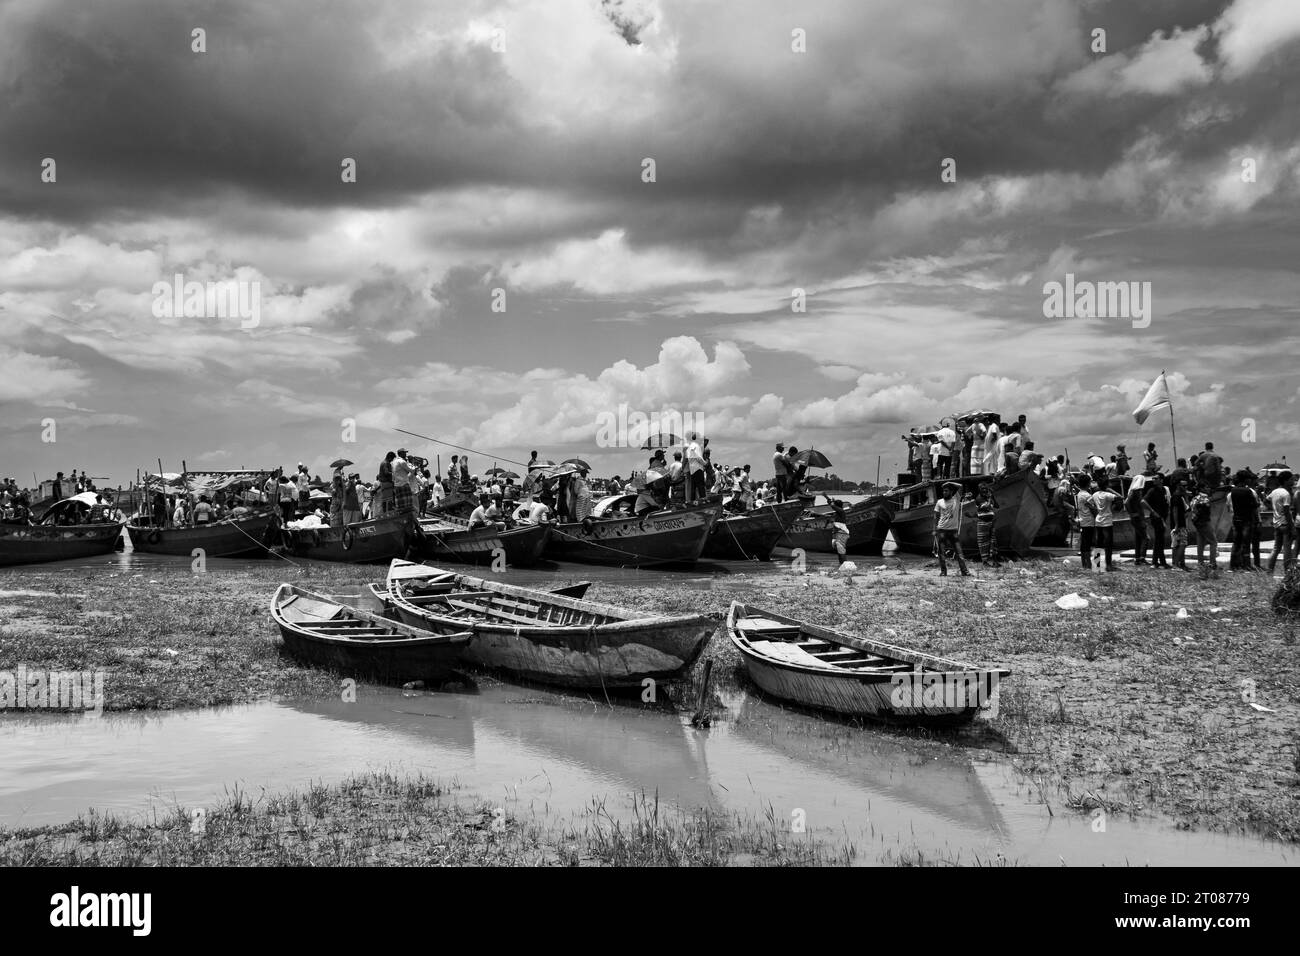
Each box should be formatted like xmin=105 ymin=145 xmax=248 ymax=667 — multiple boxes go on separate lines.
xmin=545 ymin=498 xmax=722 ymax=567
xmin=287 ymin=511 xmax=413 ymax=563
xmin=424 ymin=490 xmax=478 ymax=518
xmin=886 ymin=468 xmax=1048 ymax=557
xmin=126 ymin=508 xmax=277 ymax=557
xmin=374 ymin=560 xmax=712 ymax=689
xmin=417 ymin=515 xmax=551 ymax=567
xmin=776 ymin=495 xmax=897 ymax=555
xmin=271 ymin=583 xmax=472 ymax=681
xmin=702 ymin=500 xmax=805 ymax=560
xmin=0 ymin=521 xmax=124 ymax=567
xmin=727 ymin=602 xmax=1010 ymax=723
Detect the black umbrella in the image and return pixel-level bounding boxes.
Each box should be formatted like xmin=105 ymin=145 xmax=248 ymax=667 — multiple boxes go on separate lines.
xmin=793 ymin=448 xmax=832 ymax=469
xmin=329 ymin=458 xmax=354 ymax=469
xmin=561 ymin=457 xmax=591 ymax=471
xmin=487 ymin=469 xmax=521 ymax=480
xmin=640 ymin=434 xmax=683 ymax=450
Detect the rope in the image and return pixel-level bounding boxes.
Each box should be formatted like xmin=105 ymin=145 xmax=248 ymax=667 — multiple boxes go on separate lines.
xmin=227 ymin=512 xmax=306 ymax=568
xmin=394 ymin=428 xmax=529 ymax=468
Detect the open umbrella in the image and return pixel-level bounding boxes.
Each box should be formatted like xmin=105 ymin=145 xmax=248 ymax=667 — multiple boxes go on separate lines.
xmin=561 ymin=458 xmax=591 ymax=471
xmin=640 ymin=434 xmax=683 ymax=450
xmin=486 ymin=468 xmax=520 ymax=479
xmin=527 ymin=459 xmax=555 ymax=471
xmin=793 ymin=448 xmax=833 ymax=469
xmin=329 ymin=458 xmax=354 ymax=470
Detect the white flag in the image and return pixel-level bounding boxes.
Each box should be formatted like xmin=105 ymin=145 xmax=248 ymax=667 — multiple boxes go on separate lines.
xmin=1133 ymin=373 xmax=1172 ymax=425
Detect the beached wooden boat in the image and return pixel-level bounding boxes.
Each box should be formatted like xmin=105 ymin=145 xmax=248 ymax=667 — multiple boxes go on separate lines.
xmin=271 ymin=583 xmax=472 ymax=681
xmin=886 ymin=468 xmax=1048 ymax=557
xmin=417 ymin=515 xmax=551 ymax=567
xmin=703 ymin=500 xmax=806 ymax=560
xmin=374 ymin=560 xmax=712 ymax=689
xmin=0 ymin=521 xmax=124 ymax=567
xmin=126 ymin=509 xmax=277 ymax=557
xmin=287 ymin=512 xmax=413 ymax=563
xmin=727 ymin=603 xmax=1009 ymax=723
xmin=546 ymin=498 xmax=722 ymax=567
xmin=776 ymin=495 xmax=896 ymax=555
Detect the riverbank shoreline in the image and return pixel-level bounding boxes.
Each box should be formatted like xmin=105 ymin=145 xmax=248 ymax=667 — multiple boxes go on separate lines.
xmin=1 ymin=555 xmax=1296 ymax=855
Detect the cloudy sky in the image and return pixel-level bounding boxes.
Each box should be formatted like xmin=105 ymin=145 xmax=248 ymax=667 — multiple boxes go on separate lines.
xmin=2 ymin=0 xmax=1298 ymax=487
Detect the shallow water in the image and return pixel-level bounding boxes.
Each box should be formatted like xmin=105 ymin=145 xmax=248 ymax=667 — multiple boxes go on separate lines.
xmin=0 ymin=684 xmax=1289 ymax=866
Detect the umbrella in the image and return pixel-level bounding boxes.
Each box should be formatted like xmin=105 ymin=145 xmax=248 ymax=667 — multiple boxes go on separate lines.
xmin=329 ymin=458 xmax=354 ymax=469
xmin=527 ymin=460 xmax=556 ymax=471
xmin=561 ymin=458 xmax=591 ymax=471
xmin=955 ymin=409 xmax=998 ymax=423
xmin=640 ymin=434 xmax=683 ymax=450
xmin=793 ymin=449 xmax=832 ymax=469
xmin=486 ymin=468 xmax=520 ymax=479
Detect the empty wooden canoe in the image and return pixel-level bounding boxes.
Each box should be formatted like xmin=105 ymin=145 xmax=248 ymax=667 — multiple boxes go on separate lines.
xmin=271 ymin=583 xmax=472 ymax=681
xmin=373 ymin=560 xmax=712 ymax=689
xmin=727 ymin=602 xmax=1010 ymax=723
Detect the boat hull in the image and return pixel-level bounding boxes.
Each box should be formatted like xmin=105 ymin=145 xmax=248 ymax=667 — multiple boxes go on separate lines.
xmin=777 ymin=496 xmax=896 ymax=555
xmin=126 ymin=511 xmax=276 ymax=557
xmin=417 ymin=521 xmax=551 ymax=567
xmin=546 ymin=501 xmax=721 ymax=567
xmin=378 ymin=563 xmax=712 ymax=689
xmin=288 ymin=513 xmax=412 ymax=563
xmin=703 ymin=501 xmax=804 ymax=560
xmin=728 ymin=603 xmax=1008 ymax=724
xmin=271 ymin=585 xmax=471 ymax=681
xmin=0 ymin=522 xmax=124 ymax=567
xmin=887 ymin=469 xmax=1048 ymax=557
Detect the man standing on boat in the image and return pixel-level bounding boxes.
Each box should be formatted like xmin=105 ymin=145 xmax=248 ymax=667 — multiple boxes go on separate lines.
xmin=393 ymin=449 xmax=414 ymax=514
xmin=295 ymin=464 xmax=311 ymax=509
xmin=933 ymin=482 xmax=970 ymax=576
xmin=772 ymin=442 xmax=790 ymax=502
xmin=685 ymin=433 xmax=707 ymax=500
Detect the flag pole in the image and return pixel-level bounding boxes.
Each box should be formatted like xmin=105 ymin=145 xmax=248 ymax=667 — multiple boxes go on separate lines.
xmin=1163 ymin=370 xmax=1178 ymax=463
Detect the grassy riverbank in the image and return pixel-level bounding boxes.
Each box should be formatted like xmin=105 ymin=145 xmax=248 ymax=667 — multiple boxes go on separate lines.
xmin=1 ymin=555 xmax=1296 ymax=850
xmin=0 ymin=771 xmax=843 ymax=866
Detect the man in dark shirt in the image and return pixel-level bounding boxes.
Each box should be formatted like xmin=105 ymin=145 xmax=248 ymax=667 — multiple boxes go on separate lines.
xmin=1228 ymin=472 xmax=1260 ymax=571
xmin=1125 ymin=475 xmax=1149 ymax=564
xmin=1197 ymin=442 xmax=1224 ymax=490
xmin=1142 ymin=474 xmax=1170 ymax=568
xmin=1168 ymin=459 xmax=1190 ymax=492
xmin=1115 ymin=445 xmax=1130 ymax=477
xmin=1169 ymin=479 xmax=1191 ymax=571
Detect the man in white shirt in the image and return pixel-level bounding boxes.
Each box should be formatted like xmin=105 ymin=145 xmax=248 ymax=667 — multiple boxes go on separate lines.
xmin=467 ymin=494 xmax=493 ymax=529
xmin=772 ymin=442 xmax=790 ymax=502
xmin=933 ymin=482 xmax=970 ymax=576
xmin=685 ymin=433 xmax=706 ymax=500
xmin=392 ymin=450 xmax=414 ymax=513
xmin=1266 ymin=472 xmax=1294 ymax=573
xmin=295 ymin=464 xmax=311 ymax=508
xmin=1090 ymin=477 xmax=1121 ymax=571
xmin=934 ymin=424 xmax=957 ymax=479
xmin=512 ymin=498 xmax=551 ymax=524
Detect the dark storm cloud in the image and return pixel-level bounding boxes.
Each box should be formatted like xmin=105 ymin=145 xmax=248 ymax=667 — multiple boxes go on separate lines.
xmin=4 ymin=0 xmax=1295 ymax=237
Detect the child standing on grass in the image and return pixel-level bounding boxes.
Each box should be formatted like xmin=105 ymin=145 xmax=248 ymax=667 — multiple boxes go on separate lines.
xmin=1191 ymin=484 xmax=1219 ymax=578
xmin=934 ymin=482 xmax=970 ymax=577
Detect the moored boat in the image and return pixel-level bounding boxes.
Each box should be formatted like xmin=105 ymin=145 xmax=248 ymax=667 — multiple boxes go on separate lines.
xmin=271 ymin=583 xmax=472 ymax=681
xmin=417 ymin=514 xmax=551 ymax=567
xmin=127 ymin=508 xmax=277 ymax=557
xmin=288 ymin=511 xmax=414 ymax=563
xmin=545 ymin=498 xmax=722 ymax=567
xmin=374 ymin=560 xmax=712 ymax=689
xmin=703 ymin=499 xmax=805 ymax=560
xmin=886 ymin=468 xmax=1048 ymax=557
xmin=727 ymin=602 xmax=1010 ymax=723
xmin=0 ymin=521 xmax=124 ymax=567
xmin=776 ymin=495 xmax=896 ymax=555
